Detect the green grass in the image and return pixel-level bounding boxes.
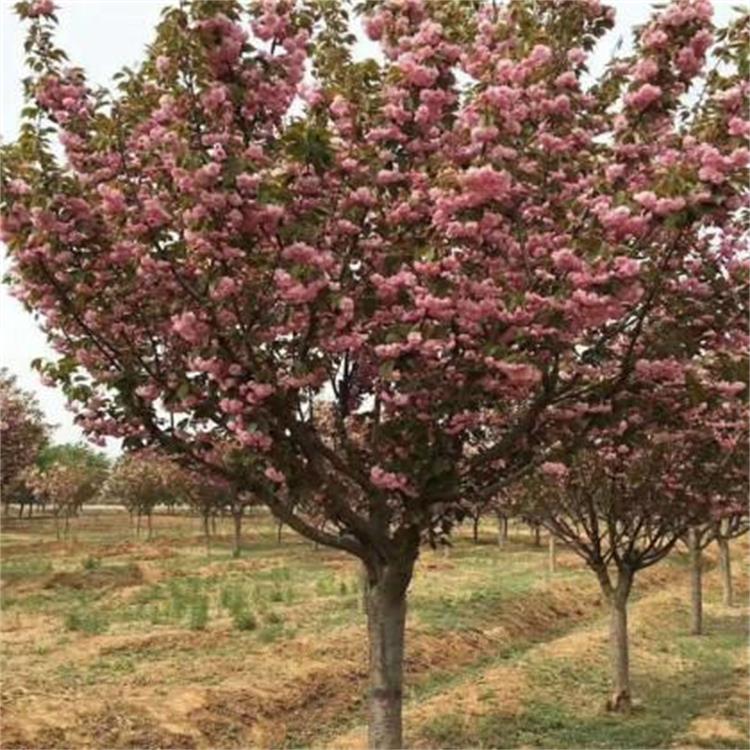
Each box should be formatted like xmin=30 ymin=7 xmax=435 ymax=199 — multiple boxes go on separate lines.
xmin=412 ymin=606 xmax=749 ymax=749
xmin=0 ymin=557 xmax=53 ymax=581
xmin=1 ymin=511 xmax=746 ymax=750
xmin=65 ymin=607 xmax=109 ymax=635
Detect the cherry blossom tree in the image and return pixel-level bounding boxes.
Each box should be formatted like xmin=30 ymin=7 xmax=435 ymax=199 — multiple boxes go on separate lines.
xmin=523 ymin=363 xmax=747 ymax=711
xmin=682 ymin=419 xmax=748 ymax=629
xmin=24 ymin=446 xmax=108 ymax=537
xmin=1 ymin=0 xmax=748 ymax=744
xmin=101 ymin=451 xmax=192 ymax=538
xmin=0 ymin=368 xmax=49 ymax=516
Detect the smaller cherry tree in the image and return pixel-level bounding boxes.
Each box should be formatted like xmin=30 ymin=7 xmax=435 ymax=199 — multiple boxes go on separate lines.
xmin=524 ymin=362 xmax=747 ymax=712
xmin=101 ymin=451 xmax=192 ymax=538
xmin=25 ymin=450 xmax=107 ymax=538
xmin=682 ymin=419 xmax=748 ymax=630
xmin=0 ymin=368 xmax=49 ymax=516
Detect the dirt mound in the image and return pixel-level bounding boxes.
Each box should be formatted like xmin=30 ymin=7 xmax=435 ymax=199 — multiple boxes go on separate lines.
xmin=99 ymin=628 xmax=229 ymax=657
xmin=192 ymin=664 xmax=366 ymax=748
xmin=44 ymin=563 xmax=143 ymax=591
xmin=189 ymin=581 xmax=605 ymax=748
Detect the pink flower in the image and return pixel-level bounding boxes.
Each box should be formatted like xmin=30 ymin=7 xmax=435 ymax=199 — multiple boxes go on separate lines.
xmin=201 ymin=85 xmax=228 ymax=112
xmin=397 ymin=53 xmax=439 ymax=88
xmin=728 ymin=117 xmax=750 ymax=137
xmin=245 ymin=382 xmax=274 ymax=404
xmin=236 ymin=173 xmax=260 ymax=193
xmin=135 ymin=384 xmax=160 ymax=402
xmin=364 ymin=13 xmax=385 ymax=40
xmin=210 ymin=276 xmax=237 ymax=301
xmin=551 ymin=248 xmax=584 ymax=273
xmin=541 ymin=462 xmax=568 ymax=479
xmin=494 ymin=362 xmax=541 ymax=388
xmin=632 ymin=58 xmax=659 ymax=81
xmin=461 ymin=166 xmax=512 ymax=204
xmin=265 ymin=466 xmax=285 ymax=484
xmin=172 ymin=311 xmax=208 ymax=345
xmin=236 ymin=429 xmax=272 ymax=451
xmin=27 ymin=0 xmax=55 ymax=17
xmin=567 ymin=47 xmax=586 ymax=65
xmin=97 ymin=184 xmax=126 ymax=215
xmin=143 ymin=198 xmax=168 ymax=228
xmin=155 ymin=56 xmax=171 ymax=75
xmin=633 ymin=190 xmax=658 ymax=210
xmin=529 ymin=44 xmax=552 ymax=67
xmin=370 ymin=466 xmax=409 ymax=492
xmin=625 ymin=84 xmax=662 ymax=111
xmin=642 ymin=28 xmax=669 ymax=50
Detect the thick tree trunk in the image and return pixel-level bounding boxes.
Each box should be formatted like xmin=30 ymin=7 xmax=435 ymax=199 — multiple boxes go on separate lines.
xmin=602 ymin=568 xmax=633 ymax=712
xmin=232 ymin=510 xmax=242 ymax=558
xmin=690 ymin=529 xmax=703 ymax=635
xmin=472 ymin=515 xmax=480 ymax=543
xmin=202 ymin=512 xmax=211 ymax=553
xmin=717 ymin=536 xmax=733 ymax=607
xmin=548 ymin=535 xmax=557 ymax=574
xmin=364 ymin=559 xmax=414 ymax=750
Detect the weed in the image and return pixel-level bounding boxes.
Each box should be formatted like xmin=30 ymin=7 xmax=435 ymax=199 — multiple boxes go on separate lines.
xmin=64 ymin=607 xmax=108 ymax=635
xmin=257 ymin=623 xmax=284 ymax=643
xmin=233 ymin=609 xmax=257 ymax=631
xmin=188 ymin=594 xmax=209 ymax=630
xmin=82 ymin=556 xmax=101 ymax=571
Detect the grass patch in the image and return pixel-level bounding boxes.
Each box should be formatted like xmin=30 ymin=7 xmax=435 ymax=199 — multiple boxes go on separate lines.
xmin=65 ymin=607 xmax=109 ymax=635
xmin=411 ymin=605 xmax=749 ymax=748
xmin=1 ymin=557 xmax=53 ymax=582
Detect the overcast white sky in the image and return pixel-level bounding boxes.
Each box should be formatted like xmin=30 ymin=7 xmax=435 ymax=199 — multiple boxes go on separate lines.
xmin=0 ymin=0 xmax=736 ymax=453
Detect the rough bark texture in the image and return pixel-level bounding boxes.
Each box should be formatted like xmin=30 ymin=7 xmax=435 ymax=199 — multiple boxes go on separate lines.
xmin=364 ymin=559 xmax=414 ymax=750
xmin=496 ymin=513 xmax=504 ymax=547
xmin=690 ymin=529 xmax=703 ymax=635
xmin=232 ymin=511 xmax=243 ymax=558
xmin=601 ymin=567 xmax=633 ymax=712
xmin=717 ymin=536 xmax=733 ymax=607
xmin=548 ymin=535 xmax=557 ymax=574
xmin=202 ymin=513 xmax=211 ymax=552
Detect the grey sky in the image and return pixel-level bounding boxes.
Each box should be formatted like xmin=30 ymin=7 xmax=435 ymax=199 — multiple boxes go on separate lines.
xmin=0 ymin=0 xmax=735 ymax=454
